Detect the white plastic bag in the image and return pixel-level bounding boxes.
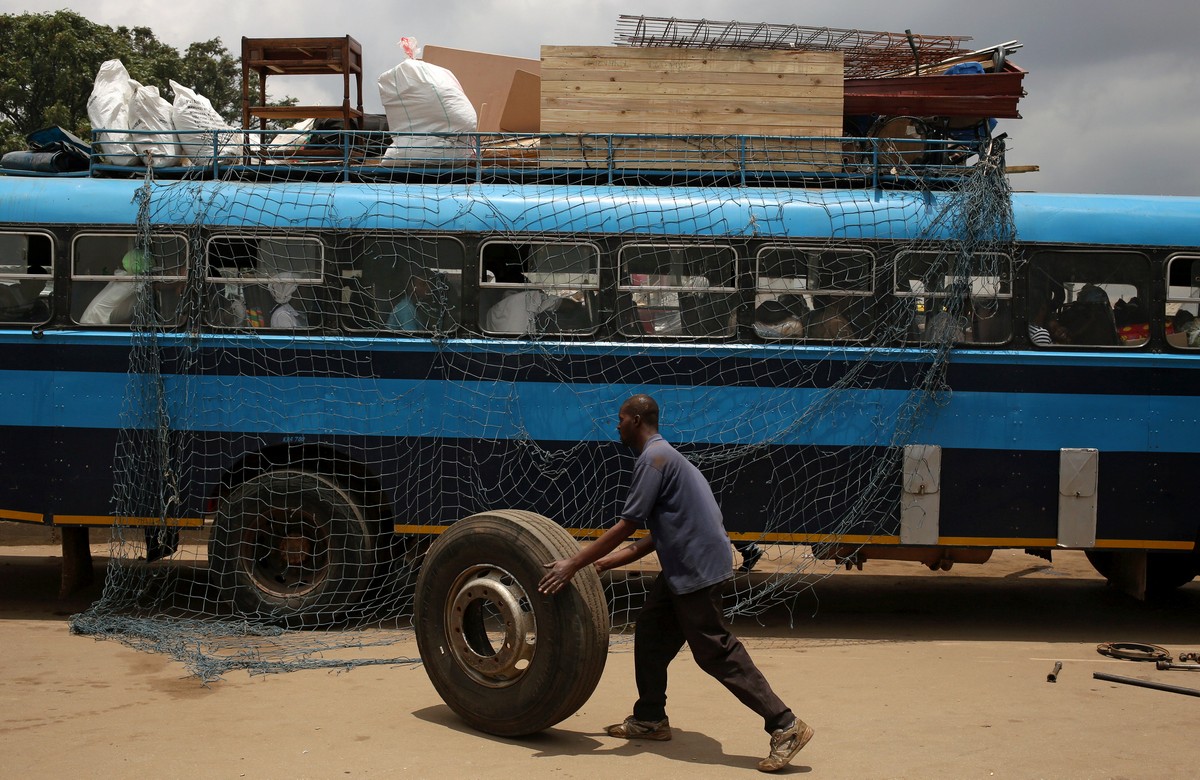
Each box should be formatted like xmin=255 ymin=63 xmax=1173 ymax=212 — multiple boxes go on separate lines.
xmin=169 ymin=80 xmax=237 ymax=165
xmin=378 ymin=37 xmax=477 ymax=162
xmin=129 ymin=85 xmax=180 ymax=167
xmin=264 ymin=118 xmax=316 ymax=163
xmin=87 ymin=59 xmax=138 ymax=165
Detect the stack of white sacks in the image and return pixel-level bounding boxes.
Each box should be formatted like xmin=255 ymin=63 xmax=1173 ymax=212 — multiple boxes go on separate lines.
xmin=377 ymin=37 xmax=477 ymax=163
xmin=89 ymin=38 xmax=480 ymax=168
xmin=87 ymin=59 xmax=237 ymax=167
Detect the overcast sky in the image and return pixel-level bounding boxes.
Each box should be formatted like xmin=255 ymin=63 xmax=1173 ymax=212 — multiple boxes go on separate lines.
xmin=8 ymin=0 xmax=1199 ymax=195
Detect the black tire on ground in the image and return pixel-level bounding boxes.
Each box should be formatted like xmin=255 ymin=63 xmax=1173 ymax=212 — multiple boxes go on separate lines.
xmin=1085 ymin=549 xmax=1199 ymax=596
xmin=414 ymin=509 xmax=609 ymax=737
xmin=209 ymin=469 xmax=377 ymax=628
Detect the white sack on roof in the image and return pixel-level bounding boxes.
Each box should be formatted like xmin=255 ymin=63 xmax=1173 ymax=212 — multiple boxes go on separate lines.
xmin=129 ymin=85 xmax=181 ymax=167
xmin=378 ymin=37 xmax=477 ymax=163
xmin=169 ymin=80 xmax=237 ymax=165
xmin=263 ymin=118 xmax=316 ymax=163
xmin=87 ymin=59 xmax=139 ymax=166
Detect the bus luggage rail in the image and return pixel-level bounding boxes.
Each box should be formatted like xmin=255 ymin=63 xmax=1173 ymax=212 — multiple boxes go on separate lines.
xmin=82 ymin=128 xmax=995 ymax=190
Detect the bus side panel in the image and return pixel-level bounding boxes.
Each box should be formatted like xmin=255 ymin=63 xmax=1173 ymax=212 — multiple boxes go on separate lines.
xmin=938 ymin=448 xmax=1200 ymax=546
xmin=708 ymin=443 xmax=900 ymax=539
xmin=0 ymin=425 xmax=115 ymax=522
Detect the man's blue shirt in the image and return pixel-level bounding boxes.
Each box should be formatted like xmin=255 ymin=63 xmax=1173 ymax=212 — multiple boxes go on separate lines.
xmin=620 ymin=434 xmax=733 ymax=594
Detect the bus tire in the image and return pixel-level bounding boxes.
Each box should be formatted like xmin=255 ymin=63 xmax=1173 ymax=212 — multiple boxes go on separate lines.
xmin=209 ymin=469 xmax=377 ymax=628
xmin=1085 ymin=549 xmax=1199 ymax=596
xmin=414 ymin=509 xmax=609 ymax=737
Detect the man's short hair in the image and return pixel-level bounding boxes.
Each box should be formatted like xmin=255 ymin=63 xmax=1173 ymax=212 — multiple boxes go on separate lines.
xmin=622 ymin=394 xmax=659 ymax=428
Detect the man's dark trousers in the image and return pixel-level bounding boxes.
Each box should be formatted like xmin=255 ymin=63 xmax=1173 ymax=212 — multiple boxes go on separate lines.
xmin=631 ymin=574 xmax=794 ymax=733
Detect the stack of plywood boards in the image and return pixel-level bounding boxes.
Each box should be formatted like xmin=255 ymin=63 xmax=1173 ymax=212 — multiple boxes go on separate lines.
xmin=539 ymin=46 xmax=844 ymax=172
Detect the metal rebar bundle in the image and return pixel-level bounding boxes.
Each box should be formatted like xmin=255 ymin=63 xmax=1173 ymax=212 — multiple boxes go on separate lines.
xmin=613 ymin=15 xmax=973 ymax=79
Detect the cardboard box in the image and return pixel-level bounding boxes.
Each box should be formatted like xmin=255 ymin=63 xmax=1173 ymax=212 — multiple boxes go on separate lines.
xmin=422 ymin=45 xmax=541 ymax=132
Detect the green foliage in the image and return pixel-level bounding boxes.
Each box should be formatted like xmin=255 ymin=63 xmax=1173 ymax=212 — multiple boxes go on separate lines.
xmin=0 ymin=11 xmax=106 ymax=143
xmin=0 ymin=10 xmax=265 ymax=155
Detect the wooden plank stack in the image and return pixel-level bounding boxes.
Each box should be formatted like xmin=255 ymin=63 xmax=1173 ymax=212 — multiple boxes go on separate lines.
xmin=539 ymin=46 xmax=845 ymax=172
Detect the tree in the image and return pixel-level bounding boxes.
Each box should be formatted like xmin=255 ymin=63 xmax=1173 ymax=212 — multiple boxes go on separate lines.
xmin=179 ymin=39 xmax=245 ymax=120
xmin=0 ymin=10 xmax=278 ymax=155
xmin=0 ymin=11 xmax=112 ymax=148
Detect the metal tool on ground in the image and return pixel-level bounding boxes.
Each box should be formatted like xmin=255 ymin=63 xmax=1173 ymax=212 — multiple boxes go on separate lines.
xmin=1179 ymin=651 xmax=1200 ymax=663
xmin=1095 ymin=642 xmax=1171 ymax=662
xmin=1047 ymin=661 xmax=1062 ymax=683
xmin=1094 ymin=672 xmax=1200 ymax=698
xmin=1155 ymin=660 xmax=1200 ymax=672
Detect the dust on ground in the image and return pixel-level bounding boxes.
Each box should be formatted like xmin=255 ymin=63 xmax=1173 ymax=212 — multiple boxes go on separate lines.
xmin=2 ymin=529 xmax=1199 ymax=779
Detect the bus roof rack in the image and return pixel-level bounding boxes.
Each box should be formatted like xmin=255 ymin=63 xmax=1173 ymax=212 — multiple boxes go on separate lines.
xmin=6 ymin=129 xmax=999 ymax=190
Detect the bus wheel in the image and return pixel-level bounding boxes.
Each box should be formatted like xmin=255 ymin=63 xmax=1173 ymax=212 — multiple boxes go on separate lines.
xmin=210 ymin=469 xmax=377 ymax=628
xmin=1085 ymin=550 xmax=1199 ymax=597
xmin=414 ymin=510 xmax=609 ymax=737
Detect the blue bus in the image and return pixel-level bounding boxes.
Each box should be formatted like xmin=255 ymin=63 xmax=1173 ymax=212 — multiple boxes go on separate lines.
xmin=2 ymin=134 xmax=1199 ymax=624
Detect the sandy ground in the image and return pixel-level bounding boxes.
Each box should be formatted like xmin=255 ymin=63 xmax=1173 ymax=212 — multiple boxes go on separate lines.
xmin=3 ymin=532 xmax=1200 ymax=779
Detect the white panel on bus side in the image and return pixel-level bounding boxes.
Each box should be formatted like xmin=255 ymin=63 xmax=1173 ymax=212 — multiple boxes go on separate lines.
xmin=1058 ymin=448 xmax=1098 ymax=548
xmin=900 ymin=444 xmax=941 ymax=546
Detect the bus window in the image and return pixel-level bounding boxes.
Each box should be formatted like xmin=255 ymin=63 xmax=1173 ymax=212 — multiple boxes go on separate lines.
xmin=344 ymin=236 xmax=464 ymax=333
xmin=618 ymin=244 xmax=737 ymax=338
xmin=895 ymin=250 xmax=1011 ymax=344
xmin=755 ymin=245 xmax=873 ymax=341
xmin=1166 ymin=254 xmax=1200 ymax=347
xmin=206 ymin=235 xmax=323 ymax=329
xmin=72 ymin=233 xmax=187 ymax=326
xmin=0 ymin=232 xmax=53 ymax=324
xmin=1028 ymin=251 xmax=1150 ymax=347
xmin=479 ymin=241 xmax=599 ymax=336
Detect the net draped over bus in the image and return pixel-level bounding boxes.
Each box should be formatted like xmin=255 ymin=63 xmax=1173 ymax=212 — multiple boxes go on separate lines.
xmin=71 ymin=137 xmax=1016 ymax=680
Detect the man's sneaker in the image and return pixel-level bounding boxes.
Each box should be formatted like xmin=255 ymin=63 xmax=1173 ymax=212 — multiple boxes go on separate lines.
xmin=605 ymin=716 xmax=672 ymax=741
xmin=757 ymin=718 xmax=814 ymax=772
xmin=739 ymin=543 xmax=764 ymax=572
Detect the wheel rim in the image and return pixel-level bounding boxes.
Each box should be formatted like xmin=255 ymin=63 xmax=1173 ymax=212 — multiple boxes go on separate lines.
xmin=239 ymin=502 xmax=331 ymax=599
xmin=444 ymin=564 xmax=536 ymax=688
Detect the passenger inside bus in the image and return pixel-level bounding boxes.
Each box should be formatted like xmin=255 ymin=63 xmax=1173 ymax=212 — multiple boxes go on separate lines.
xmin=485 ymin=264 xmax=582 ymax=334
xmin=679 ymin=270 xmax=737 ymax=338
xmin=924 ymin=306 xmax=967 ymax=342
xmin=0 ymin=235 xmax=52 ymax=322
xmin=266 ymin=272 xmax=308 ymax=328
xmin=923 ymin=288 xmax=970 ymax=343
xmin=1112 ymin=295 xmax=1150 ymax=344
xmin=79 ymin=248 xmax=147 ymax=324
xmin=1057 ymin=283 xmax=1121 ymax=346
xmin=969 ymin=297 xmax=1010 ymax=342
xmin=806 ymin=296 xmax=855 ymax=340
xmin=482 ymin=248 xmax=586 ymax=335
xmin=1028 ymin=285 xmax=1068 ymax=345
xmin=622 ymin=272 xmax=682 ymax=336
xmin=754 ymin=296 xmax=806 ymax=338
xmin=1164 ymin=256 xmax=1200 ymax=348
xmin=386 ymin=268 xmax=429 ymax=330
xmin=206 ymin=238 xmax=265 ymax=327
xmin=386 ymin=265 xmax=457 ymax=332
xmin=1170 ymin=310 xmax=1200 ymax=347
xmin=0 ymin=262 xmax=50 ymax=322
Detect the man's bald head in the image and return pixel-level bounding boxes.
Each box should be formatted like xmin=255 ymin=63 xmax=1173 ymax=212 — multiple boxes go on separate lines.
xmin=621 ymin=394 xmax=659 ymax=429
xmin=617 ymin=394 xmax=661 ymax=452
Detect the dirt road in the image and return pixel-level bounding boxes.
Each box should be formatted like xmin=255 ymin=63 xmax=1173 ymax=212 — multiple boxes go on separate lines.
xmin=2 ymin=542 xmax=1199 ymax=779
